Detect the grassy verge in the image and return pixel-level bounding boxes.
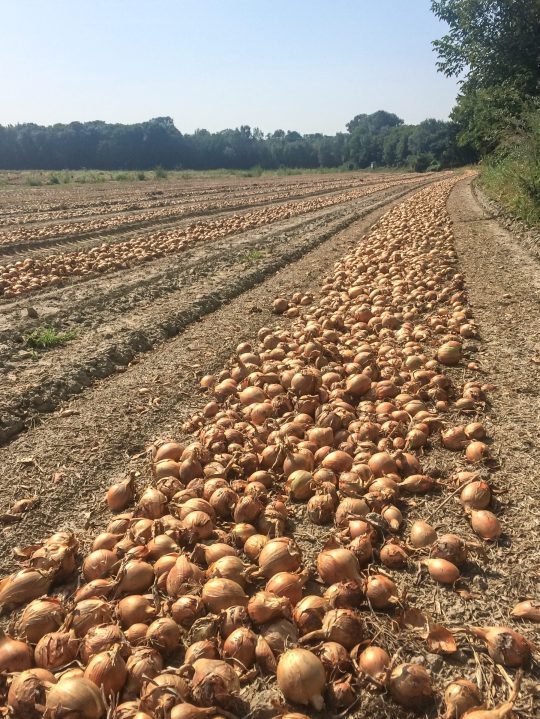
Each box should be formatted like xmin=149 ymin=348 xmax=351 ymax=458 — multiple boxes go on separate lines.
xmin=480 ymin=111 xmax=540 ymax=228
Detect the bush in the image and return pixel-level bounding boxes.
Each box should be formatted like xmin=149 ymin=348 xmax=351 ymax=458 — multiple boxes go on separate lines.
xmin=409 ymin=153 xmax=436 ymax=173
xmin=137 ymin=171 xmax=146 ymax=180
xmin=154 ymin=165 xmax=168 ymax=179
xmin=481 ymin=108 xmax=540 ymax=227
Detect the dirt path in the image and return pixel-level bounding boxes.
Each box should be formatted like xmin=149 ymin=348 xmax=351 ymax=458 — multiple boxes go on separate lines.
xmin=446 ymin=178 xmax=540 ymax=715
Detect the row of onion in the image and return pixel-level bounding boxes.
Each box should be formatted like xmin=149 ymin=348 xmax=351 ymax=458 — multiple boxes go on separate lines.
xmin=0 ymin=176 xmax=534 ymax=719
xmin=0 ymin=177 xmax=421 ymax=297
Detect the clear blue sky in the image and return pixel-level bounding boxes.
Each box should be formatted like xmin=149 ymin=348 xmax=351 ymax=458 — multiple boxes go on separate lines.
xmin=1 ymin=0 xmax=458 ymax=134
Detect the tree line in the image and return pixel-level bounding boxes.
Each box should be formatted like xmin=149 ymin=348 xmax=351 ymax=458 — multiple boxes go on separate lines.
xmin=0 ymin=112 xmax=474 ymax=172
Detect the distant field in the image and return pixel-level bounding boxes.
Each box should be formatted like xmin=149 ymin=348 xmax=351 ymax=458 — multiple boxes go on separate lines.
xmin=0 ymin=165 xmax=413 ymax=187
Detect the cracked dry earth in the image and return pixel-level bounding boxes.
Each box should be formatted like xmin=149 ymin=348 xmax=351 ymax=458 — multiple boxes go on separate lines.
xmin=0 ymin=174 xmax=538 ymax=719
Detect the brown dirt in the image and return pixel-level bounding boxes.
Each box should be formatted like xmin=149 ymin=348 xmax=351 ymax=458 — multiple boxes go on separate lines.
xmin=0 ymin=181 xmax=430 ymax=444
xmin=0 ymin=175 xmax=538 ymax=718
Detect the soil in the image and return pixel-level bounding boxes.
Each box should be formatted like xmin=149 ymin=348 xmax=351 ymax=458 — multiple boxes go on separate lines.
xmin=0 ymin=180 xmax=429 ymax=444
xmin=0 ymin=175 xmax=538 ymax=718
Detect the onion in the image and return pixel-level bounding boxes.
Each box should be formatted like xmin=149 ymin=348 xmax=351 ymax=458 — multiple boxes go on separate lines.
xmin=146 ymin=617 xmax=181 ymax=654
xmin=0 ymin=636 xmax=33 ymax=672
xmin=380 ymin=542 xmax=408 ymax=569
xmin=261 ymin=618 xmax=299 ymax=655
xmin=389 ymin=662 xmax=432 ymax=708
xmin=0 ymin=568 xmax=52 ymax=609
xmin=116 ymin=560 xmax=154 ymax=594
xmin=84 ymin=645 xmax=127 ymax=696
xmin=465 ymin=441 xmax=490 ymax=463
xmin=441 ymin=426 xmax=468 ymax=450
xmin=182 ymin=510 xmax=214 ymax=539
xmin=73 ymin=578 xmax=116 ymax=602
xmin=71 ymin=598 xmax=112 ymax=637
xmin=305 ymin=493 xmax=334 ymax=524
xmin=207 ymin=555 xmax=248 ymax=587
xmin=470 ymin=510 xmax=501 ymax=540
xmin=115 ymin=702 xmax=153 ymax=719
xmin=7 ymin=668 xmax=56 ymax=719
xmin=368 ymin=452 xmax=397 ymax=477
xmin=460 ymin=480 xmax=491 ymax=509
xmin=230 ymin=522 xmax=257 ymax=546
xmin=171 ymin=595 xmax=206 ymax=627
xmin=222 ymin=627 xmax=258 ymax=669
xmin=409 ymin=519 xmax=437 ymax=547
xmin=117 ymin=594 xmax=156 ymax=627
xmin=201 ymin=578 xmax=248 ymax=612
xmin=184 ymin=640 xmax=219 ymax=665
xmin=82 ymin=549 xmax=119 ymax=581
xmin=293 ymin=595 xmax=327 ymax=635
xmin=465 ymin=422 xmax=486 ymax=440
xmin=196 ymin=542 xmax=237 ymax=565
xmin=147 ymin=534 xmax=178 ymax=560
xmin=125 ymin=647 xmax=163 ymax=695
xmin=316 ymin=548 xmax=362 ymax=586
xmin=317 ymin=641 xmax=351 ymax=675
xmin=301 ymin=608 xmax=363 ymax=650
xmin=124 ymin=623 xmax=149 ymax=645
xmin=511 ymin=599 xmax=540 ymax=622
xmin=44 ymin=677 xmax=105 ymax=719
xmin=381 ymin=504 xmax=403 ymax=531
xmin=323 ymin=581 xmax=364 ymax=609
xmin=437 ymin=342 xmax=461 ymax=365
xmin=365 ymin=574 xmax=398 ymax=609
xmin=266 ymin=570 xmax=307 ymax=606
xmin=431 ymin=534 xmax=468 ymax=566
xmin=424 ymin=558 xmax=460 ymax=584
xmin=219 ymin=606 xmax=250 ymax=638
xmin=322 ymin=450 xmax=353 ymax=474
xmin=140 ymin=672 xmax=189 ymax=714
xmin=400 ymin=474 xmax=437 ymax=493
xmin=154 ymin=441 xmax=184 ymax=463
xmin=80 ymin=624 xmax=127 ymax=663
xmin=191 ymin=658 xmax=241 ymax=708
xmin=258 ymin=538 xmax=302 ymax=578
xmin=248 ymin=591 xmax=291 ymax=624
xmin=466 ymin=626 xmax=532 ymax=666
xmin=285 ymin=470 xmax=314 ymax=500
xmin=243 ymin=534 xmax=269 ymax=561
xmin=355 ymin=645 xmax=390 ymax=684
xmin=277 ymin=648 xmax=325 ymax=710
xmin=18 ymin=597 xmax=65 ymax=643
xmin=107 ymin=476 xmax=135 ymax=511
xmin=444 ymin=679 xmax=482 ymax=719
xmin=35 ymin=631 xmax=79 ymax=670
xmin=166 ymin=555 xmax=205 ymax=597
xmin=327 ymin=675 xmax=356 ymax=708
xmin=170 ymin=704 xmax=216 ymax=719
xmin=255 ymin=635 xmax=277 ymax=674
xmin=335 ymin=497 xmax=369 ymax=527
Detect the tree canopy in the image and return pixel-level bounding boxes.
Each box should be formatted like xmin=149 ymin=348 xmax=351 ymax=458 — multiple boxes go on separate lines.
xmin=0 ymin=112 xmax=469 ymax=172
xmin=431 ymin=0 xmax=540 ymax=152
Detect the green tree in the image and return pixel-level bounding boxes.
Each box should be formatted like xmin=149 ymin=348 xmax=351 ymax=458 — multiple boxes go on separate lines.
xmin=431 ymin=0 xmax=540 ymax=152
